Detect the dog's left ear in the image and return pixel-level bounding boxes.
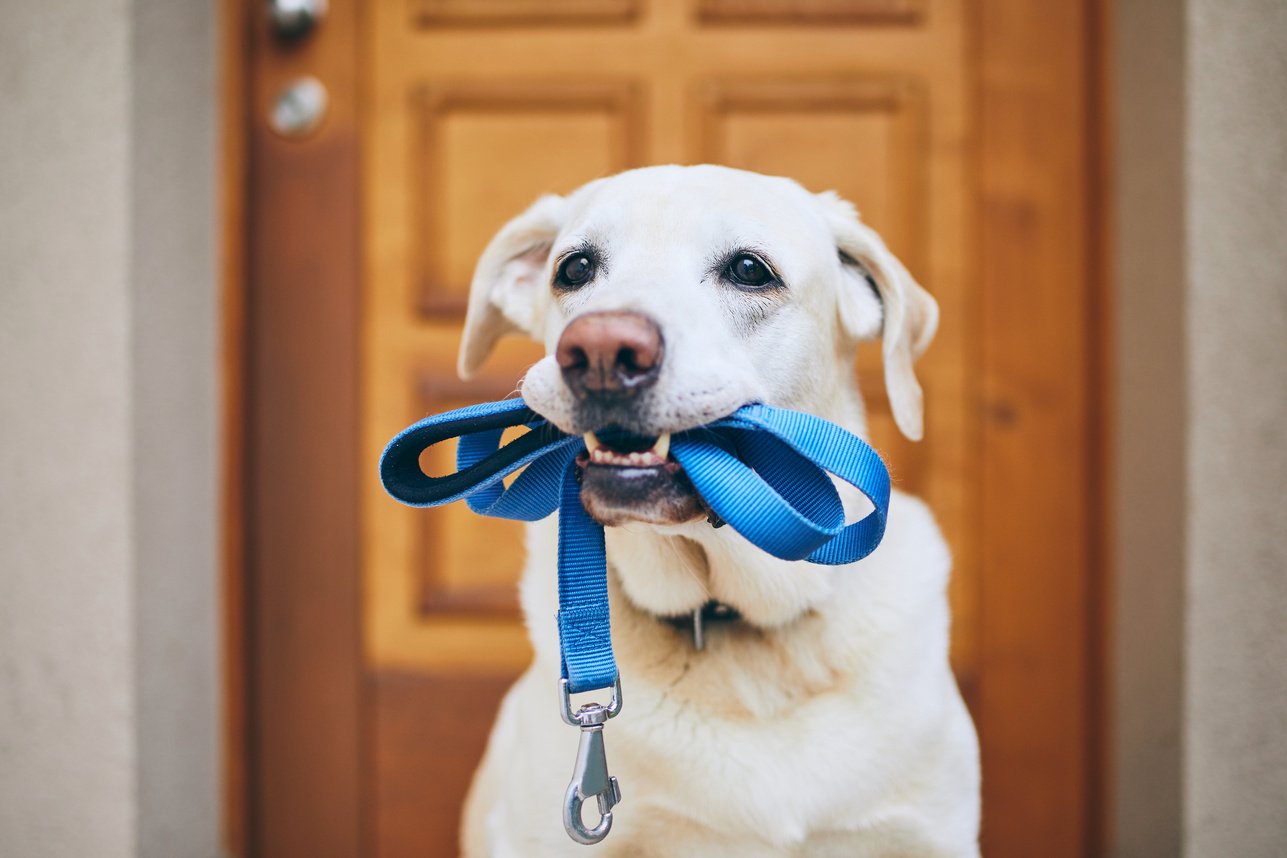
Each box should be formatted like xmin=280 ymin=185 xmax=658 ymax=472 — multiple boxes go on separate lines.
xmin=817 ymin=191 xmax=939 ymax=441
xmin=457 ymin=194 xmax=566 ymax=378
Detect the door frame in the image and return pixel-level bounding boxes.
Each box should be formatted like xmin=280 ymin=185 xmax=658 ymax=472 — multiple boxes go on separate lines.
xmin=222 ymin=1 xmax=1113 ymax=855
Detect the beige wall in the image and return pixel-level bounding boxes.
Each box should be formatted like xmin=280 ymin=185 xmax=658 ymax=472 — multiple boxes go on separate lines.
xmin=3 ymin=0 xmax=1285 ymax=855
xmin=0 ymin=1 xmax=220 ymax=856
xmin=1184 ymin=0 xmax=1287 ymax=853
xmin=1113 ymin=0 xmax=1287 ymax=855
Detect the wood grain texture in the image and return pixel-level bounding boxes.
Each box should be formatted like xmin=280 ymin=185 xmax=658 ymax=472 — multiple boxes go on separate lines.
xmin=412 ymin=81 xmax=642 ymax=318
xmin=975 ymin=0 xmax=1101 ymax=855
xmin=372 ymin=671 xmax=520 ymax=858
xmin=696 ymin=0 xmax=924 ymax=24
xmin=413 ymin=0 xmax=640 ymax=28
xmin=245 ymin=1 xmax=365 ymax=855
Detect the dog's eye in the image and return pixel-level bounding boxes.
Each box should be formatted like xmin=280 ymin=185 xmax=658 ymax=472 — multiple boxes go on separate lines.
xmin=726 ymin=253 xmax=775 ymax=289
xmin=556 ymin=253 xmax=595 ymax=289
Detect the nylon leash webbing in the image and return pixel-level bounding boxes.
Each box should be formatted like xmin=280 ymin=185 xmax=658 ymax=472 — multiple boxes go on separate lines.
xmin=379 ymin=396 xmax=892 ymax=844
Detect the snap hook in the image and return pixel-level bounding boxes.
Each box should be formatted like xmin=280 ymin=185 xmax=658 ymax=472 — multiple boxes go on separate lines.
xmin=560 ymin=678 xmax=623 ymax=845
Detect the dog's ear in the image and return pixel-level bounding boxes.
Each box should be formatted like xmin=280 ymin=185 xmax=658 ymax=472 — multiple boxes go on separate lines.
xmin=457 ymin=194 xmax=566 ymax=378
xmin=817 ymin=191 xmax=939 ymax=441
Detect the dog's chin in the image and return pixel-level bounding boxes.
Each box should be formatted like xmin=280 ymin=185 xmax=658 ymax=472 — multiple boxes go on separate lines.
xmin=576 ymin=456 xmax=705 ymax=527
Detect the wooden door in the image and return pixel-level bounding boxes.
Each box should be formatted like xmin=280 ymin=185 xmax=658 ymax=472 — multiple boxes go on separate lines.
xmin=238 ymin=1 xmax=1108 ymax=856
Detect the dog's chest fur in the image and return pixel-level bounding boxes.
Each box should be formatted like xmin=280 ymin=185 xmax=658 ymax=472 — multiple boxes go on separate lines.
xmin=462 ymin=490 xmax=980 ymax=856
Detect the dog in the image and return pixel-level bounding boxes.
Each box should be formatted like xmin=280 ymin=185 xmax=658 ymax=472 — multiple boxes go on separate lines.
xmin=455 ymin=165 xmax=980 ymax=856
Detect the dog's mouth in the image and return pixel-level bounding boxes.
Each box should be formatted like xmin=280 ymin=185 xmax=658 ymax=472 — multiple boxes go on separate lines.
xmin=575 ymin=428 xmax=705 ymax=526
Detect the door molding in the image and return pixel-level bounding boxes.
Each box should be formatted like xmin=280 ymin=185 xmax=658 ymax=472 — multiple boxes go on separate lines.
xmin=235 ymin=2 xmax=366 ymax=856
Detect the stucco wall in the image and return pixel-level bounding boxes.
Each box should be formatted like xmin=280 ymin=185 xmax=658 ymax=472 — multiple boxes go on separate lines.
xmin=0 ymin=1 xmax=137 ymax=854
xmin=3 ymin=0 xmax=1284 ymax=855
xmin=0 ymin=1 xmax=219 ymax=856
xmin=130 ymin=1 xmax=220 ymax=855
xmin=1184 ymin=0 xmax=1287 ymax=853
xmin=1114 ymin=0 xmax=1287 ymax=855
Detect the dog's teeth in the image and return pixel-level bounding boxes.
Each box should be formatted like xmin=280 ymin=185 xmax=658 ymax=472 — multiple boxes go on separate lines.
xmin=653 ymin=432 xmax=671 ymax=460
xmin=584 ymin=434 xmax=673 ymax=467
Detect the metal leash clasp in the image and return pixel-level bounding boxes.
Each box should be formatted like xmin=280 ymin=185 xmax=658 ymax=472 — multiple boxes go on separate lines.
xmin=559 ymin=677 xmax=623 ymax=845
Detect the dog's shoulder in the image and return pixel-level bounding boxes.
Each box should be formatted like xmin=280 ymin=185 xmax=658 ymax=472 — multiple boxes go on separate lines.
xmin=837 ymin=485 xmax=950 ymax=585
xmin=883 ymin=488 xmax=950 ymax=570
xmin=822 ymin=487 xmax=952 ymax=647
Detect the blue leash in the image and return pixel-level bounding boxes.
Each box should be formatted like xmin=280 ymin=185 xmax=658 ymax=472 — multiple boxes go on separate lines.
xmin=379 ymin=397 xmax=891 ymax=843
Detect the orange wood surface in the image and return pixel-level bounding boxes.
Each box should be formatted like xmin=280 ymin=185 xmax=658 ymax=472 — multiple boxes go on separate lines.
xmin=975 ymin=1 xmax=1105 ymax=854
xmin=243 ymin=1 xmax=365 ymax=855
xmin=235 ymin=1 xmax=1109 ymax=855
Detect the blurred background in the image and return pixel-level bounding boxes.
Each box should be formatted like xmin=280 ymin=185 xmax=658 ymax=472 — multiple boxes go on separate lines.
xmin=1 ymin=0 xmax=1284 ymax=856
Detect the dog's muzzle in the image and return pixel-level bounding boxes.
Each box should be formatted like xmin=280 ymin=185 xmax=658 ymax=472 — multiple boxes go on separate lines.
xmin=554 ymin=310 xmax=704 ymax=525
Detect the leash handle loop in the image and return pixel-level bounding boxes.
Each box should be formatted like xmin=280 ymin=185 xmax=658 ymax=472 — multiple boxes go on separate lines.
xmin=379 ymin=397 xmax=892 ymax=694
xmin=380 ymin=397 xmax=571 ymax=512
xmin=696 ymin=405 xmax=892 ymax=565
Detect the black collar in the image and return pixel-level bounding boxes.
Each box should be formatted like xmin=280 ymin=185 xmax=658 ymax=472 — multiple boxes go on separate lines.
xmin=660 ymin=600 xmax=742 ymax=650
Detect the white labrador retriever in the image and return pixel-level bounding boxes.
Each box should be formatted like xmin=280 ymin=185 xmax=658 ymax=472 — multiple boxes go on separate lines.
xmin=456 ymin=165 xmax=980 ymax=857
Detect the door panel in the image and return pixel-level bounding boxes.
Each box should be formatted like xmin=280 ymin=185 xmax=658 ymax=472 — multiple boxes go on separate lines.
xmin=362 ymin=0 xmax=972 ymax=679
xmin=412 ymin=82 xmax=642 ymax=317
xmin=373 ymin=672 xmax=513 ymax=858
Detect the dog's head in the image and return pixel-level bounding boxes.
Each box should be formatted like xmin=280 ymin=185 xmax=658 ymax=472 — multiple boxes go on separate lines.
xmin=459 ymin=165 xmax=937 ymax=528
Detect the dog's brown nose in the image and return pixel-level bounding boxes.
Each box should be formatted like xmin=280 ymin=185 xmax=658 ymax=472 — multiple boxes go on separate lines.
xmin=556 ymin=311 xmax=663 ymax=399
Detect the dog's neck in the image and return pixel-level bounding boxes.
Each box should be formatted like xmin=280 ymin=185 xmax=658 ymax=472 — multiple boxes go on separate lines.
xmin=656 ymin=599 xmax=742 ymax=650
xmin=603 ymin=526 xmax=871 ymax=719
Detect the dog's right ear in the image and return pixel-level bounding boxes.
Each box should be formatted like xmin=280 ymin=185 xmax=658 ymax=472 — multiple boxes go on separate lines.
xmin=457 ymin=194 xmax=566 ymax=379
xmin=816 ymin=191 xmax=939 ymax=442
